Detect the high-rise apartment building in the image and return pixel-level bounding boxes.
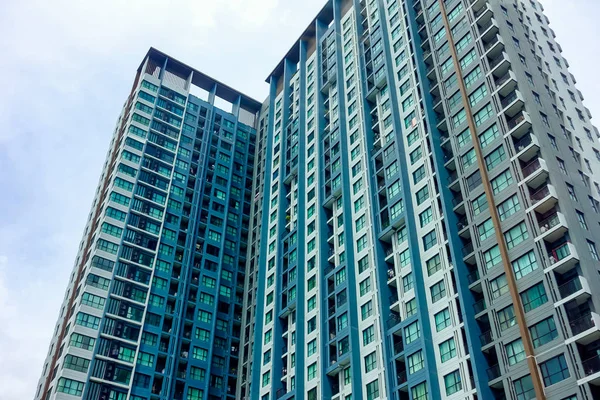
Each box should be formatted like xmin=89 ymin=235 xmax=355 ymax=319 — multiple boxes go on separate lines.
xmin=37 ymin=1 xmax=600 ymax=400
xmin=35 ymin=49 xmax=261 ymax=400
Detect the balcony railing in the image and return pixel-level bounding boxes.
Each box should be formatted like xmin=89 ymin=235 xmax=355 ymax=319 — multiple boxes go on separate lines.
xmin=480 ymin=330 xmax=493 ymax=346
xmin=462 ymin=242 xmax=474 ymax=257
xmin=488 ymin=54 xmax=506 ymax=69
xmin=487 ymin=364 xmax=501 ymax=381
xmin=495 ymin=71 xmax=512 ymax=87
xmin=473 ymin=298 xmax=486 ymax=314
xmin=522 ymin=158 xmax=542 ymax=178
xmin=538 ymin=213 xmax=561 ymax=232
xmin=558 ymin=277 xmax=583 ymax=299
xmin=513 ymin=132 xmax=533 ymax=152
xmin=530 ymin=185 xmax=551 ymax=202
xmin=479 ymin=19 xmax=494 ymax=33
xmin=507 ymin=112 xmax=527 ymax=130
xmin=397 ymin=370 xmax=407 ymax=385
xmin=467 ymin=269 xmax=480 ymax=285
xmin=394 ymin=341 xmax=404 ymax=355
xmin=548 ymin=242 xmax=572 ymax=265
xmin=582 ymin=354 xmax=600 ymax=377
xmin=570 ymin=314 xmax=595 ymax=336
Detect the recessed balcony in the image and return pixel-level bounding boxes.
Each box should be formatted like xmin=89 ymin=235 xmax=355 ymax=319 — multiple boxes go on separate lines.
xmin=566 ymin=312 xmax=600 ymax=345
xmin=488 ymin=51 xmax=510 ymax=77
xmin=535 ymin=211 xmax=568 ymax=243
xmin=555 ymin=276 xmax=591 ymax=307
xmin=499 ymin=90 xmax=525 ymax=118
xmin=545 ymin=242 xmax=579 ymax=274
xmin=506 ymin=111 xmax=532 ymax=139
xmin=494 ymin=70 xmax=518 ymax=97
xmin=578 ymin=353 xmax=600 ymax=386
xmin=527 ymin=183 xmax=558 ymax=214
xmin=474 ymin=3 xmax=492 ymax=24
xmin=513 ymin=132 xmax=540 ymax=163
xmin=520 ymin=157 xmax=549 ymax=189
xmin=479 ymin=17 xmax=499 ymax=41
xmin=484 ymin=34 xmax=505 ymax=59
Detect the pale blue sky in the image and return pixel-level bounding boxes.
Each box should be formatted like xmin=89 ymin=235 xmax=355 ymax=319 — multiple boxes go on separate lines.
xmin=0 ymin=1 xmax=598 ymax=399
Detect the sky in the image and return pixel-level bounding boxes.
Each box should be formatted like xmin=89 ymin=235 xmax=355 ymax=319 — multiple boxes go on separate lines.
xmin=0 ymin=0 xmax=598 ymax=399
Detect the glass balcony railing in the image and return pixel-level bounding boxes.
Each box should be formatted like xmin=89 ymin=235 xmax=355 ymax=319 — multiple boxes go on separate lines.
xmin=522 ymin=158 xmax=543 ymax=178
xmin=548 ymin=242 xmax=572 ymax=265
xmin=558 ymin=277 xmax=583 ymax=299
xmin=473 ymin=298 xmax=486 ymax=314
xmin=530 ymin=184 xmax=552 ymax=202
xmin=570 ymin=314 xmax=595 ymax=335
xmin=487 ymin=364 xmax=501 ymax=381
xmin=538 ymin=212 xmax=561 ymax=232
xmin=582 ymin=354 xmax=600 ymax=377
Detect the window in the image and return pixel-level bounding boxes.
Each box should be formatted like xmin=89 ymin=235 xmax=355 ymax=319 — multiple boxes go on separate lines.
xmin=490 ymin=274 xmax=508 ymax=299
xmin=469 ymin=84 xmax=488 ymax=107
xmin=64 ymin=354 xmax=90 ymax=373
xmin=484 ymin=245 xmax=501 ymax=269
xmin=307 ymin=363 xmax=317 ymax=380
xmin=478 ymin=219 xmax=494 ymax=241
xmin=365 ymin=351 xmax=377 ymax=372
xmin=472 ymin=193 xmax=488 ymax=216
xmin=521 ymin=282 xmax=547 ymax=312
xmin=405 ymin=321 xmax=420 ymax=344
xmin=76 ymin=312 xmax=100 ymax=330
xmin=81 ymin=292 xmax=105 ymax=309
xmin=512 ymin=251 xmax=538 ymax=280
xmin=423 ymin=230 xmax=437 ymax=251
xmin=427 ymin=254 xmax=442 ymax=276
xmin=514 ymin=375 xmax=534 ymax=400
xmin=408 ymin=351 xmax=424 ymax=373
xmin=361 ymin=301 xmax=373 ymax=320
xmin=485 ymin=146 xmax=506 ymax=170
xmin=530 ymin=317 xmax=558 ymax=348
xmin=366 ymin=379 xmax=380 ymax=400
xmin=464 ymin=66 xmax=482 ymax=89
xmin=444 ymin=370 xmax=462 ymax=395
xmin=57 ymin=378 xmax=84 ymax=396
xmin=504 ymin=222 xmax=528 ymax=249
xmin=589 ymin=240 xmax=599 ymax=260
xmin=435 ymin=308 xmax=451 ymax=331
xmin=411 ymin=383 xmax=428 ymax=400
xmin=540 ymin=355 xmax=570 ymax=386
xmin=474 ymin=103 xmax=494 ymax=126
xmin=506 ymin=339 xmax=526 ymax=365
xmin=419 ymin=208 xmax=433 ymax=227
xmin=430 ymin=281 xmax=446 ymax=303
xmin=497 ymin=195 xmax=520 ymax=221
xmin=363 ymin=325 xmax=375 ymax=345
xmin=439 ymin=338 xmax=457 ymax=362
xmin=491 ymin=169 xmax=513 ymax=194
xmin=70 ymin=333 xmax=95 ymax=350
xmin=498 ymin=306 xmax=516 ymax=331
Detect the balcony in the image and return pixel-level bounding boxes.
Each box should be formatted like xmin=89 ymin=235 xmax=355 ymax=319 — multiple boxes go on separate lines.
xmin=484 ymin=34 xmax=505 ymax=59
xmin=487 ymin=364 xmax=501 ymax=382
xmin=473 ymin=298 xmax=487 ymax=315
xmin=474 ymin=3 xmax=492 ymax=23
xmin=527 ymin=183 xmax=558 ymax=214
xmin=556 ymin=276 xmax=591 ymax=307
xmin=494 ymin=70 xmax=517 ymax=97
xmin=566 ymin=312 xmax=600 ymax=345
xmin=480 ymin=330 xmax=494 ymax=347
xmin=578 ymin=353 xmax=600 ymax=386
xmin=546 ymin=242 xmax=579 ymax=274
xmin=520 ymin=157 xmax=549 ymax=189
xmin=513 ymin=132 xmax=540 ymax=163
xmin=506 ymin=111 xmax=532 ymax=139
xmin=488 ymin=52 xmax=510 ymax=77
xmin=500 ymin=90 xmax=525 ymax=118
xmin=479 ymin=17 xmax=499 ymax=41
xmin=462 ymin=242 xmax=475 ymax=264
xmin=535 ymin=211 xmax=568 ymax=243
